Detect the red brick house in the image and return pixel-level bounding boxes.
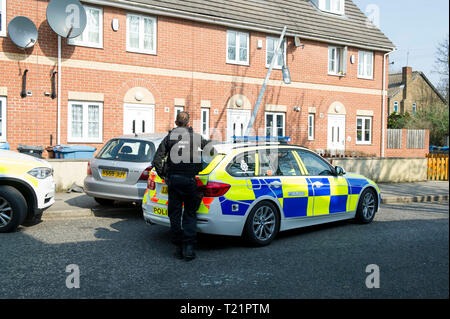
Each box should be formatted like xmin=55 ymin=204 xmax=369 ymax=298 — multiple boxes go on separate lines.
xmin=0 ymin=0 xmax=398 ymax=158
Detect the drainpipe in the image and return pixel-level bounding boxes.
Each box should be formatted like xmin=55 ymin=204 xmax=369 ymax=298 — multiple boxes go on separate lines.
xmin=381 ymin=49 xmax=396 ymax=157
xmin=57 ymin=35 xmax=61 ymax=146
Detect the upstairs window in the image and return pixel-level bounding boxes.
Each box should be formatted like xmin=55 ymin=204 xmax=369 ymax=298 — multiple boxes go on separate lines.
xmin=328 ymin=46 xmax=347 ymax=76
xmin=127 ymin=13 xmax=157 ymax=55
xmin=227 ymin=30 xmax=249 ymax=65
xmin=266 ymin=37 xmax=286 ymax=69
xmin=68 ymin=6 xmax=103 ymax=48
xmin=317 ymin=0 xmax=345 ymax=15
xmin=358 ymin=50 xmax=374 ymax=79
xmin=0 ymin=0 xmax=6 ymax=37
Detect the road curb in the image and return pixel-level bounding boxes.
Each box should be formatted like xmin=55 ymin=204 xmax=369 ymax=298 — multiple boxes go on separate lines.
xmin=42 ymin=207 xmax=142 ymax=220
xmin=381 ymin=195 xmax=449 ymax=204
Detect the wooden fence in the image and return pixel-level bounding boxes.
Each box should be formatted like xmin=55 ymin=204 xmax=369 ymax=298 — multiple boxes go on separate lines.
xmin=387 ymin=129 xmax=426 ymax=149
xmin=427 ymin=153 xmax=449 ymax=181
xmin=387 ymin=129 xmax=402 ymax=149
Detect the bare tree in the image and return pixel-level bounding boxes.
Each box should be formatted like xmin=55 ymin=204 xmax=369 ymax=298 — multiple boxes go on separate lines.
xmin=434 ymin=34 xmax=449 ymax=104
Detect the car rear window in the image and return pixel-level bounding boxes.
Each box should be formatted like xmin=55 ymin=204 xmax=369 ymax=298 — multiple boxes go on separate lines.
xmin=96 ymin=139 xmax=155 ymax=162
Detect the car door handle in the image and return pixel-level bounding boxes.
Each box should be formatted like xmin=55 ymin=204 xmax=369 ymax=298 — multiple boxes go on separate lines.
xmin=312 ymin=181 xmax=323 ymax=188
xmin=269 ymin=181 xmax=282 ymax=188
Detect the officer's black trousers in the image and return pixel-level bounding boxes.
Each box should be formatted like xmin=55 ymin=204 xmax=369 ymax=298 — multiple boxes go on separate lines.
xmin=167 ymin=174 xmax=200 ymax=246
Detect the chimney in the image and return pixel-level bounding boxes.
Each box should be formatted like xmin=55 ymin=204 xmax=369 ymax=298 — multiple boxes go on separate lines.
xmin=402 ymin=66 xmax=412 ymax=85
xmin=402 ymin=66 xmax=413 ymax=101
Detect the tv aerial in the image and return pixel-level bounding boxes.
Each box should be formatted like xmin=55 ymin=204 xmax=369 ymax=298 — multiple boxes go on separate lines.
xmin=7 ymin=16 xmax=38 ymax=49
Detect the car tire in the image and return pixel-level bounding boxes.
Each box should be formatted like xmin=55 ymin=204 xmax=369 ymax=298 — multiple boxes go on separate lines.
xmin=94 ymin=197 xmax=115 ymax=206
xmin=355 ymin=188 xmax=378 ymax=224
xmin=0 ymin=185 xmax=28 ymax=233
xmin=243 ymin=201 xmax=280 ymax=246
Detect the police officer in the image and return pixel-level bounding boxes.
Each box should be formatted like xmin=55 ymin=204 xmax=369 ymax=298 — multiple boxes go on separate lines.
xmin=152 ymin=112 xmax=212 ymax=261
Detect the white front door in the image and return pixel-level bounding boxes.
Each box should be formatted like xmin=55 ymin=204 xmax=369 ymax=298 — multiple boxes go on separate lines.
xmin=227 ymin=109 xmax=251 ymax=142
xmin=327 ymin=114 xmax=346 ymax=151
xmin=123 ymin=104 xmax=155 ymax=135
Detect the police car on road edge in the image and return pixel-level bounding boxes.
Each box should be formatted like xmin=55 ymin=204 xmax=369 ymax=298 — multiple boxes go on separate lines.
xmin=0 ymin=150 xmax=55 ymax=232
xmin=142 ymin=137 xmax=381 ymax=246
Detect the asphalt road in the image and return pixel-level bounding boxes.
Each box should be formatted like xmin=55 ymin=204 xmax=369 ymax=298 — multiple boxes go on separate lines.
xmin=0 ymin=201 xmax=448 ymax=299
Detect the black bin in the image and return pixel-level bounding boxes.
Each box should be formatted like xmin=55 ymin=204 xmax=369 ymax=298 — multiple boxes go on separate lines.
xmin=17 ymin=145 xmax=44 ymax=158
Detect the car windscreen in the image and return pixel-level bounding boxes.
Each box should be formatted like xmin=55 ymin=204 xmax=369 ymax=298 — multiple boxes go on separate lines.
xmin=96 ymin=139 xmax=156 ymax=162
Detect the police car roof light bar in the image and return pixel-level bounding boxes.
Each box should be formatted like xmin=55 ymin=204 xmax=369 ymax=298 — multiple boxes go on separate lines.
xmin=233 ymin=136 xmax=291 ymax=144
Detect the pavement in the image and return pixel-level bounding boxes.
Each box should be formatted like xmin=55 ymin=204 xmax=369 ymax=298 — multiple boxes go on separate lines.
xmin=42 ymin=180 xmax=449 ymax=220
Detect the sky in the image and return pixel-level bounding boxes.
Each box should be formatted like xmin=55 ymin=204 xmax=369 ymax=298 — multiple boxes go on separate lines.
xmin=353 ymin=0 xmax=449 ymax=88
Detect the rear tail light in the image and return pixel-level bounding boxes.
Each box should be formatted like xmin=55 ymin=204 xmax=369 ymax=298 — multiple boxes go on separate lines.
xmin=198 ymin=182 xmax=230 ymax=197
xmin=87 ymin=162 xmax=92 ymax=175
xmin=139 ymin=166 xmax=152 ymax=181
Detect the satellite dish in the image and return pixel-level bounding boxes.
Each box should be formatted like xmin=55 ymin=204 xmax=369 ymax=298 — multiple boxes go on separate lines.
xmin=8 ymin=16 xmax=38 ymax=49
xmin=46 ymin=0 xmax=87 ymax=38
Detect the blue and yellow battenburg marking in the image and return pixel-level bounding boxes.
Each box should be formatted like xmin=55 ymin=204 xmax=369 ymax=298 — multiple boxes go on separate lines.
xmin=218 ymin=174 xmax=375 ymax=218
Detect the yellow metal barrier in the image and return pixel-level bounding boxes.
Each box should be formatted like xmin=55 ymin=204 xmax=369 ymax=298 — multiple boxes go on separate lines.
xmin=427 ymin=153 xmax=449 ymax=181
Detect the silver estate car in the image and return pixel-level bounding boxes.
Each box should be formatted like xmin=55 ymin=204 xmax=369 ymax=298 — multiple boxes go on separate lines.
xmin=84 ymin=134 xmax=164 ymax=205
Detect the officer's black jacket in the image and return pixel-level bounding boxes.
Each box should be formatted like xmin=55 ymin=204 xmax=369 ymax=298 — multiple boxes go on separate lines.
xmin=153 ymin=126 xmax=212 ymax=178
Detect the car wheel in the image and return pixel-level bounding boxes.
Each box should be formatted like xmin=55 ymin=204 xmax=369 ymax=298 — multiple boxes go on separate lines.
xmin=0 ymin=186 xmax=28 ymax=233
xmin=355 ymin=188 xmax=378 ymax=224
xmin=244 ymin=201 xmax=280 ymax=246
xmin=94 ymin=197 xmax=115 ymax=206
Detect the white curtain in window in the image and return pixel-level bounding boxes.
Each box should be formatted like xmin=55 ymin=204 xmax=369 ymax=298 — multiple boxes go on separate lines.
xmin=87 ymin=8 xmax=100 ymax=44
xmin=239 ymin=33 xmax=248 ymax=62
xmin=228 ymin=31 xmax=236 ymax=61
xmin=72 ymin=104 xmax=83 ymax=138
xmin=129 ymin=15 xmax=140 ymax=49
xmin=267 ymin=38 xmax=284 ymax=67
xmin=88 ymin=105 xmax=99 ymax=138
xmin=143 ymin=17 xmax=154 ymax=50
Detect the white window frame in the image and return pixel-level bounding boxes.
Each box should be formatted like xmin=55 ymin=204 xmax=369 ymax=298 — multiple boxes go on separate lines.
xmin=356 ymin=116 xmax=372 ymax=145
xmin=358 ymin=50 xmax=374 ymax=79
xmin=0 ymin=0 xmax=6 ymax=37
xmin=393 ymin=101 xmax=399 ymax=113
xmin=67 ymin=101 xmax=103 ymax=143
xmin=328 ymin=46 xmax=347 ymax=76
xmin=226 ymin=30 xmax=249 ymax=66
xmin=0 ymin=96 xmax=6 ymax=142
xmin=126 ymin=13 xmax=157 ymax=55
xmin=174 ymin=106 xmax=184 ymax=122
xmin=265 ymin=112 xmax=285 ymax=137
xmin=308 ymin=113 xmax=315 ymax=141
xmin=318 ymin=0 xmax=345 ymax=15
xmin=68 ymin=6 xmax=103 ymax=49
xmin=201 ymin=108 xmax=210 ymax=138
xmin=412 ymin=103 xmax=417 ymax=114
xmin=266 ymin=37 xmax=287 ymax=69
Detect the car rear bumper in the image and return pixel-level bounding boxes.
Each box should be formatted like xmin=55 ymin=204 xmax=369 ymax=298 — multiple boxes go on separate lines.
xmin=84 ymin=176 xmax=147 ymax=202
xmin=142 ymin=201 xmax=245 ymax=237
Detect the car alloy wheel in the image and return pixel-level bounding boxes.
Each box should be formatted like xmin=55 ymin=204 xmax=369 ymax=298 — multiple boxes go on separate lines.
xmin=355 ymin=188 xmax=377 ymax=224
xmin=362 ymin=191 xmax=376 ymax=220
xmin=0 ymin=196 xmax=13 ymax=227
xmin=252 ymin=205 xmax=276 ymax=241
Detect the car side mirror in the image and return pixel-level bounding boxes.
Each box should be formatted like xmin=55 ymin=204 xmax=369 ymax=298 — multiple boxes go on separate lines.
xmin=335 ymin=166 xmax=346 ymax=176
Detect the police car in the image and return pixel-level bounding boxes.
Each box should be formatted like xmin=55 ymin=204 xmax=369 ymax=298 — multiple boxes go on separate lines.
xmin=142 ymin=137 xmax=380 ymax=246
xmin=0 ymin=150 xmax=55 ymax=232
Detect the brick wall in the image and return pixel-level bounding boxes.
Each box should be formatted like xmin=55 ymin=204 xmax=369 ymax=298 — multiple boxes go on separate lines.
xmin=1 ymin=0 xmax=392 ymax=158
